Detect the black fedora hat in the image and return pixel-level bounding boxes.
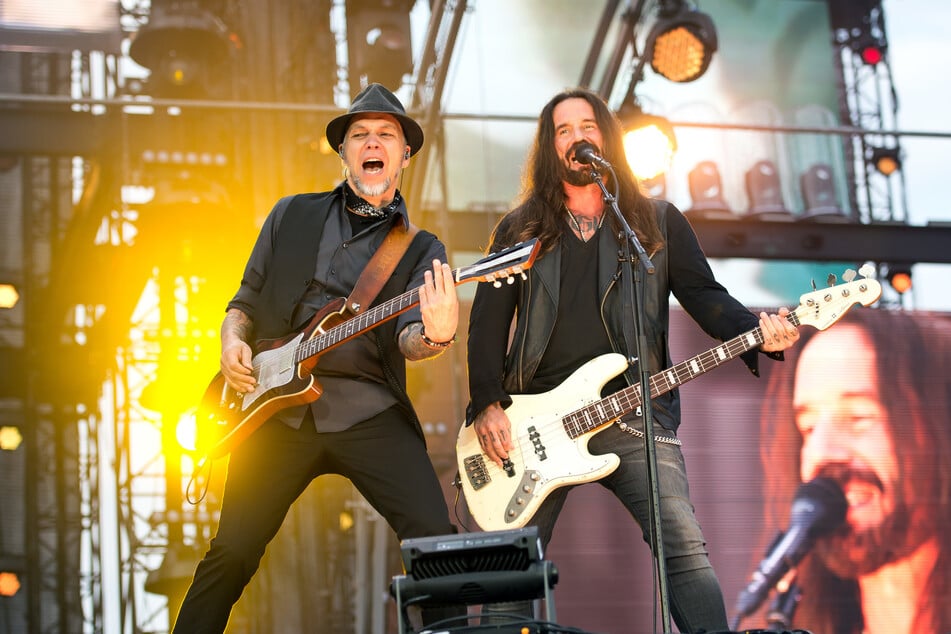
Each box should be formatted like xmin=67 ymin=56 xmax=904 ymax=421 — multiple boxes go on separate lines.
xmin=325 ymin=83 xmax=424 ymax=157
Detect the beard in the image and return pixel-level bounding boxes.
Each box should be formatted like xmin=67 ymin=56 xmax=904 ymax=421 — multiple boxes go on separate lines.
xmin=815 ymin=499 xmax=913 ymax=577
xmin=561 ymin=162 xmax=596 ymax=186
xmin=351 ymin=173 xmax=394 ymax=200
xmin=811 ymin=464 xmax=932 ymax=578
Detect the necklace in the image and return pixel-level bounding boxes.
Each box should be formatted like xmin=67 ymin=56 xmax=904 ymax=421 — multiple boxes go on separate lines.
xmin=345 ymin=185 xmax=402 ymax=218
xmin=565 ymin=204 xmax=604 ymax=241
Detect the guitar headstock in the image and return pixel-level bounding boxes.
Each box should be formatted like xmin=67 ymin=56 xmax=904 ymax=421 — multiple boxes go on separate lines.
xmin=796 ymin=264 xmax=882 ymax=330
xmin=455 ymin=238 xmax=542 ymax=286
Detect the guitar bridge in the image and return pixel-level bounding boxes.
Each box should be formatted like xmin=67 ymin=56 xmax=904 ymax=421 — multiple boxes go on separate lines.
xmin=463 ymin=454 xmax=490 ymax=490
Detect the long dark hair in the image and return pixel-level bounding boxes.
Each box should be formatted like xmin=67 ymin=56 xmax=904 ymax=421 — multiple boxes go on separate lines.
xmin=489 ymin=88 xmax=664 ymax=256
xmin=756 ymin=309 xmax=951 ymax=633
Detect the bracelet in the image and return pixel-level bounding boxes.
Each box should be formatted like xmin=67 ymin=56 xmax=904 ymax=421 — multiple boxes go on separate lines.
xmin=421 ymin=328 xmax=456 ymax=349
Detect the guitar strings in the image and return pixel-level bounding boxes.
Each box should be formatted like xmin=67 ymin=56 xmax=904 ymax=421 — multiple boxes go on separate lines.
xmin=470 ymin=322 xmax=778 ymax=478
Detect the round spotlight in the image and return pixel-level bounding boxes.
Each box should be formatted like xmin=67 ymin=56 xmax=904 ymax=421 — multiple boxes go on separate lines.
xmin=869 ymin=146 xmax=901 ymax=176
xmin=0 ymin=283 xmax=19 ymax=309
xmin=644 ymin=4 xmax=718 ymax=83
xmin=850 ymin=32 xmax=887 ymax=67
xmin=617 ymin=102 xmax=677 ymax=181
xmin=129 ymin=2 xmax=230 ymax=94
xmin=886 ymin=264 xmax=913 ymax=294
xmin=860 ymin=45 xmax=884 ymax=65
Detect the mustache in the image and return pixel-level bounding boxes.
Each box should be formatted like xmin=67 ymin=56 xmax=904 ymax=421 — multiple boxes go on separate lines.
xmin=813 ymin=462 xmax=885 ymax=495
xmin=565 ymin=140 xmax=603 ymax=163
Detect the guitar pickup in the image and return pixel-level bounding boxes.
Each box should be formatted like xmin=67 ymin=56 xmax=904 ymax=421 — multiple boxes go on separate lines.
xmin=463 ymin=454 xmax=490 ymax=490
xmin=528 ymin=425 xmax=547 ymax=461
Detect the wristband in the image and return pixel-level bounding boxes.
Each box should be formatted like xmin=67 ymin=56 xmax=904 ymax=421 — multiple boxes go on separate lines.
xmin=421 ymin=329 xmax=456 ymax=348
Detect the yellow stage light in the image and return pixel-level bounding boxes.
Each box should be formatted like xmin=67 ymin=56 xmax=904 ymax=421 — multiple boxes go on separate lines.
xmin=644 ymin=1 xmax=718 ymax=83
xmin=0 ymin=283 xmax=19 ymax=309
xmin=885 ymin=263 xmax=913 ymax=294
xmin=0 ymin=426 xmax=23 ymax=451
xmin=617 ymin=102 xmax=677 ymax=181
xmin=0 ymin=571 xmax=21 ymax=597
xmin=869 ymin=146 xmax=901 ymax=176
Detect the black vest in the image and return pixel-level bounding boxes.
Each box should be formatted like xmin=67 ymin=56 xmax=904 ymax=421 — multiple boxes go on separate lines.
xmin=250 ymin=190 xmax=437 ymax=442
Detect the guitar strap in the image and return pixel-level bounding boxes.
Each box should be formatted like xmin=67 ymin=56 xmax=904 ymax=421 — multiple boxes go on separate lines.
xmin=345 ymin=216 xmax=420 ymax=316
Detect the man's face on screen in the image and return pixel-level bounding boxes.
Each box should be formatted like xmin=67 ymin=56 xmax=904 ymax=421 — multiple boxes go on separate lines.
xmin=792 ymin=324 xmax=919 ymax=576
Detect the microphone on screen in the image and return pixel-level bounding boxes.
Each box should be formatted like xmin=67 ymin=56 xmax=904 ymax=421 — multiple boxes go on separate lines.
xmin=732 ymin=477 xmax=847 ymax=624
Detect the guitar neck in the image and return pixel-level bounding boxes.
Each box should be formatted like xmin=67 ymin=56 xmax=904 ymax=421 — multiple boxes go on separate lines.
xmin=294 ymin=280 xmax=430 ymax=364
xmin=289 ymin=238 xmax=540 ymax=365
xmin=564 ymin=311 xmax=802 ymax=438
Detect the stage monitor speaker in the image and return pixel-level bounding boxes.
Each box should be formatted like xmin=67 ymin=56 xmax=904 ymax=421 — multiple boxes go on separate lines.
xmin=391 ymin=527 xmax=559 ymax=633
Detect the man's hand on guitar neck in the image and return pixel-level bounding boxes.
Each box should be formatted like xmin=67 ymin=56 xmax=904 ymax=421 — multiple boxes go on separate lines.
xmin=758 ymin=307 xmax=800 ymax=353
xmin=402 ymin=259 xmax=460 ymax=360
xmin=472 ymin=402 xmax=515 ymax=467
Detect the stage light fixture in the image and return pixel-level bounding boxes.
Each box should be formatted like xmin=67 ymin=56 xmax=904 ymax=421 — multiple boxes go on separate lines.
xmin=644 ymin=0 xmax=718 ymax=83
xmin=799 ymin=162 xmax=850 ymax=222
xmin=851 ymin=31 xmax=886 ymax=66
xmin=346 ymin=0 xmax=415 ymax=88
xmin=885 ymin=263 xmax=912 ymax=294
xmin=616 ymin=101 xmax=677 ymax=181
xmin=868 ymin=146 xmax=901 ymax=176
xmin=0 ymin=283 xmax=19 ymax=309
xmin=129 ymin=1 xmax=231 ymax=94
xmin=685 ymin=160 xmax=737 ymax=220
xmin=0 ymin=571 xmax=21 ymax=597
xmin=640 ymin=172 xmax=667 ymax=199
xmin=0 ymin=426 xmax=23 ymax=451
xmin=745 ymin=160 xmax=793 ymax=220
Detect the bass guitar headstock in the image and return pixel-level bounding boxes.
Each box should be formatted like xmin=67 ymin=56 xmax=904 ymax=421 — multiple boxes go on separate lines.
xmin=796 ymin=264 xmax=882 ymax=330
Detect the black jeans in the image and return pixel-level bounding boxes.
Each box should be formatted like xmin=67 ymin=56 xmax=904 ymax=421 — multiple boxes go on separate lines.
xmin=172 ymin=405 xmax=455 ymax=634
xmin=484 ymin=422 xmax=728 ymax=634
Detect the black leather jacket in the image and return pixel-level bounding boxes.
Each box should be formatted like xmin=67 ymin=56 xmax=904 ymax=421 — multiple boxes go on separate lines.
xmin=466 ymin=199 xmax=777 ymax=432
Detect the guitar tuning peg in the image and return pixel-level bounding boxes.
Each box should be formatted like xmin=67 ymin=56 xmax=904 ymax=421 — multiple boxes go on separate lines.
xmin=858 ymin=263 xmax=875 ymax=278
xmin=493 ymin=279 xmax=502 ymax=288
xmin=506 ymin=276 xmax=515 ymax=285
xmin=811 ymin=279 xmax=817 ymax=291
xmin=842 ymin=268 xmax=857 ymax=283
xmin=827 ymin=273 xmax=837 ymax=287
xmin=520 ymin=272 xmax=528 ymax=281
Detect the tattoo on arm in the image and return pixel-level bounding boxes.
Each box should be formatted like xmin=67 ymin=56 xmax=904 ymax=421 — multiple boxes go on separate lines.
xmin=399 ymin=322 xmax=445 ymax=361
xmin=222 ymin=309 xmax=253 ymax=342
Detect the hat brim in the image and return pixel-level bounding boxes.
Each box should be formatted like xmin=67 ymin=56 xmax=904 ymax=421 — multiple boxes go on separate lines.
xmin=326 ymin=111 xmax=424 ymax=157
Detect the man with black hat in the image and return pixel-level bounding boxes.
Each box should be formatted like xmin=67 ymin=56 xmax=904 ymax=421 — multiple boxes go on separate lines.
xmin=172 ymin=83 xmax=461 ymax=633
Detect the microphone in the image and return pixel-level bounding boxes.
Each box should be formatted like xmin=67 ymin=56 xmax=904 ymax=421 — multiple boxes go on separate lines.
xmin=571 ymin=141 xmax=612 ymax=170
xmin=733 ymin=477 xmax=847 ymax=623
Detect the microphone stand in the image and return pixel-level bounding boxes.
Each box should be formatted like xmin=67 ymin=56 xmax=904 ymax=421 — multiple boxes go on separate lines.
xmin=589 ymin=166 xmax=670 ymax=632
xmin=766 ymin=579 xmax=802 ymax=632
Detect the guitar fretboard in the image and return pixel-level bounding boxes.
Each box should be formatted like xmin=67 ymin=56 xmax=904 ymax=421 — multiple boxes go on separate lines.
xmin=288 ymin=238 xmax=539 ymax=365
xmin=562 ymin=310 xmax=802 ymax=439
xmin=294 ymin=287 xmax=424 ymax=364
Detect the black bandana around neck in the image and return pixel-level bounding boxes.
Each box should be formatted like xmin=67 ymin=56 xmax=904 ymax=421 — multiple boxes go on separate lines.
xmin=344 ymin=183 xmax=402 ymax=219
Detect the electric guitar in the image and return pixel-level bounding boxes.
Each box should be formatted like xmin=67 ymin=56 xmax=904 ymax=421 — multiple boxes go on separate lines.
xmin=196 ymin=238 xmax=540 ymax=460
xmin=456 ymin=267 xmax=882 ymax=531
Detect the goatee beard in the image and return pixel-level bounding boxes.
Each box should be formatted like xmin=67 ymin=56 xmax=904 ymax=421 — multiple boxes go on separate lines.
xmin=815 ymin=499 xmax=917 ymax=577
xmin=562 ymin=164 xmax=595 ymax=186
xmin=352 ymin=175 xmax=394 ymax=200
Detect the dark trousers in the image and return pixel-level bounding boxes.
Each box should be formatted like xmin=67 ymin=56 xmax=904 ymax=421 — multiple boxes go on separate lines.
xmin=172 ymin=405 xmax=455 ymax=634
xmin=484 ymin=423 xmax=728 ymax=633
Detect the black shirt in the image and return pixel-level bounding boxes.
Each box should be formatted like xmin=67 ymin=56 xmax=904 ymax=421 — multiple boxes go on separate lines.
xmin=531 ymin=224 xmax=619 ymax=394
